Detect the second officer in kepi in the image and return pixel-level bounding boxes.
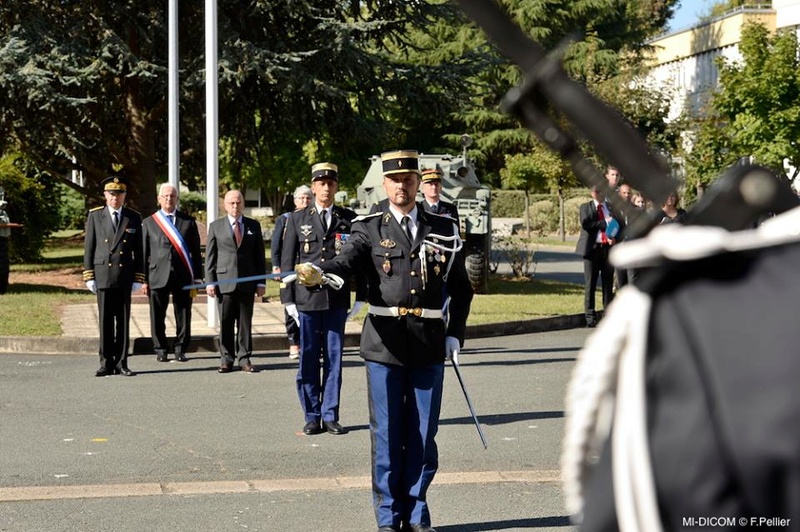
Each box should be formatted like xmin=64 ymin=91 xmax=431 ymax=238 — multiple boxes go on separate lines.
xmin=280 ymin=162 xmax=366 ymax=436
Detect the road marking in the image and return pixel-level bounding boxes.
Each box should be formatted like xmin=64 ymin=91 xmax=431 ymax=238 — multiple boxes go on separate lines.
xmin=0 ymin=470 xmax=561 ymax=502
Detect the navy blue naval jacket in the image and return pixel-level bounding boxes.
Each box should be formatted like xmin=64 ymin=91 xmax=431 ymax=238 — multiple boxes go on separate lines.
xmin=321 ymin=210 xmax=473 ymax=367
xmin=280 ymin=204 xmax=366 ymax=311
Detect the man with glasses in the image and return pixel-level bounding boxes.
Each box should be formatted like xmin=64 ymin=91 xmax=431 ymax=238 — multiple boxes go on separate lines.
xmin=142 ymin=183 xmax=203 ymax=363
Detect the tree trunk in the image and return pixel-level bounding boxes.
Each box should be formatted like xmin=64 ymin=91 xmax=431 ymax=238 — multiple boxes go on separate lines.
xmin=558 ymin=188 xmax=565 ymax=241
xmin=524 ymin=190 xmax=530 ymax=238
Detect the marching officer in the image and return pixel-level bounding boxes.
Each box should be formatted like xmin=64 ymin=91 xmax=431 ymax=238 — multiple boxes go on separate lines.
xmin=280 ymin=162 xmax=366 ymax=436
xmin=83 ymin=176 xmax=145 ymax=377
xmin=296 ymin=150 xmax=473 ymax=532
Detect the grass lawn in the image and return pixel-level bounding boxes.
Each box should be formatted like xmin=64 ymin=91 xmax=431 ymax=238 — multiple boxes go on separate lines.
xmin=1 ymin=234 xmax=585 ymax=336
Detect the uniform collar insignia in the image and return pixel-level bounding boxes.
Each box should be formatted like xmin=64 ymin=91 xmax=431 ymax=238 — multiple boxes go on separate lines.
xmin=383 ymin=212 xmax=392 ymax=224
xmin=380 ymin=239 xmax=397 ymax=248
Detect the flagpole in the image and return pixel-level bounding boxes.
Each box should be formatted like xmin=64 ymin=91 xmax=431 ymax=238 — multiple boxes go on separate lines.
xmin=205 ymin=0 xmax=219 ymax=327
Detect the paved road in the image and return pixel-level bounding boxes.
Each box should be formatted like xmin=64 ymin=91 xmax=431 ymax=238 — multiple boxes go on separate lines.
xmin=0 ymin=328 xmax=590 ymax=532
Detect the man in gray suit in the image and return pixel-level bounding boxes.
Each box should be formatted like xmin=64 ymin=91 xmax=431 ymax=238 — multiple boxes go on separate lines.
xmin=142 ymin=183 xmax=203 ymax=362
xmin=205 ymin=190 xmax=267 ymax=373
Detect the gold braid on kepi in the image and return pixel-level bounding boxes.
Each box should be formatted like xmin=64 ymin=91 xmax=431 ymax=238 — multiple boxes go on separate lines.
xmin=295 ymin=263 xmax=323 ymax=287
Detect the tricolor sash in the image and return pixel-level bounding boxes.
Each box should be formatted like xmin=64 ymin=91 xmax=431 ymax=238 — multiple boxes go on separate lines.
xmin=153 ymin=211 xmax=195 ymax=279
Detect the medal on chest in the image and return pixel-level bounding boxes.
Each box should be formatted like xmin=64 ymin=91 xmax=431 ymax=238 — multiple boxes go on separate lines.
xmin=303 ymin=239 xmax=310 ymax=254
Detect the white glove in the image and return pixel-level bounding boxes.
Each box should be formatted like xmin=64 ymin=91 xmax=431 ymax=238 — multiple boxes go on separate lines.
xmin=346 ymin=301 xmax=365 ymax=321
xmin=131 ymin=282 xmax=143 ymax=293
xmin=445 ymin=336 xmax=460 ymax=364
xmin=286 ymin=303 xmax=300 ymax=326
xmin=85 ymin=280 xmax=97 ymax=294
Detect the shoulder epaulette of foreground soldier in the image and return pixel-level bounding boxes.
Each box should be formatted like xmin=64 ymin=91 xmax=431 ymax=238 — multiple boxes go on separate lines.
xmin=89 ymin=206 xmax=104 ymax=212
xmin=353 ymin=212 xmax=382 ymax=223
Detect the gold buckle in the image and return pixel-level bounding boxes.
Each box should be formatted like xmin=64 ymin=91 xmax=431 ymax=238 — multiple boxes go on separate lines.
xmin=398 ymin=307 xmax=408 ymax=316
xmin=397 ymin=307 xmax=422 ymax=317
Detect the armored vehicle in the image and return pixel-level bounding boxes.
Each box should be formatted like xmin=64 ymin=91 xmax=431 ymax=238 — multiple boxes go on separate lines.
xmin=350 ymin=147 xmax=492 ymax=293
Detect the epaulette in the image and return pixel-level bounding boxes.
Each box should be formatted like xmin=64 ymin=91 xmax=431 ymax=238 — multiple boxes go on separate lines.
xmin=353 ymin=212 xmax=382 ymax=223
xmin=89 ymin=206 xmax=104 ymax=212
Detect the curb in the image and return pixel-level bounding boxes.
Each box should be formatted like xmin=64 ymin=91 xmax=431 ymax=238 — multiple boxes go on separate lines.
xmin=0 ymin=314 xmax=586 ymax=356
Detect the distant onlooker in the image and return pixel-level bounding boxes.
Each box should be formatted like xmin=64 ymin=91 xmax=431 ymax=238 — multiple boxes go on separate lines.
xmin=655 ymin=192 xmax=687 ymax=224
xmin=271 ymin=185 xmax=312 ymax=360
xmin=575 ymin=185 xmax=618 ymax=327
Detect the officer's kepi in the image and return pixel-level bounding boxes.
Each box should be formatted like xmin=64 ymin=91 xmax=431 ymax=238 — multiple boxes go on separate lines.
xmin=311 ymin=162 xmax=338 ymax=181
xmin=381 ymin=150 xmax=421 ymax=176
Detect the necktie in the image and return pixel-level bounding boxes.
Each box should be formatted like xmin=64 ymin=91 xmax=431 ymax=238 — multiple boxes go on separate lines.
xmin=167 ymin=214 xmax=174 ymax=225
xmin=431 ymin=203 xmax=438 ymax=214
xmin=233 ymin=220 xmax=242 ymax=246
xmin=597 ymin=204 xmax=609 ymax=244
xmin=401 ymin=216 xmax=413 ymax=244
xmin=320 ymin=209 xmax=328 ymax=232
xmin=112 ymin=211 xmax=119 ymax=232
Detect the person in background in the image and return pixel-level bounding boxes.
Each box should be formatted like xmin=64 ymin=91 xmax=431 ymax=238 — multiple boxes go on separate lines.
xmin=656 ymin=191 xmax=687 ymax=224
xmin=83 ymin=176 xmax=145 ymax=377
xmin=614 ymin=183 xmax=634 ymax=289
xmin=205 ymin=190 xmax=267 ymax=374
xmin=0 ymin=199 xmax=12 ymax=295
xmin=419 ymin=167 xmax=459 ymax=222
xmin=271 ymin=185 xmax=312 ymax=360
xmin=605 ymin=165 xmax=620 ymax=191
xmin=141 ymin=183 xmax=203 ymax=363
xmin=575 ymin=185 xmax=617 ymax=327
xmin=281 ymin=163 xmax=365 ymax=436
xmin=300 ymin=149 xmax=473 ymax=532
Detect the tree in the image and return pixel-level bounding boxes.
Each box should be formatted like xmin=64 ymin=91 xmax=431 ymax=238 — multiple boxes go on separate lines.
xmin=0 ymin=1 xmax=481 ymax=212
xmin=712 ymin=23 xmax=800 ymax=183
xmin=683 ymin=22 xmax=800 ymax=199
xmin=449 ymin=0 xmax=680 ymax=188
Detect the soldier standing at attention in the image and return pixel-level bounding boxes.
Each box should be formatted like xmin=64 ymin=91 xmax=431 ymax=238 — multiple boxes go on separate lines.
xmin=295 ymin=150 xmax=473 ymax=532
xmin=83 ymin=176 xmax=145 ymax=377
xmin=419 ymin=167 xmax=459 ymax=222
xmin=281 ymin=163 xmax=365 ymax=436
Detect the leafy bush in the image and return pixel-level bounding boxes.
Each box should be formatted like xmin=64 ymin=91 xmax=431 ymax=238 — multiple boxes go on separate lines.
xmin=0 ymin=154 xmax=61 ymax=261
xmin=564 ymin=197 xmax=586 ymax=234
xmin=57 ymin=184 xmax=87 ymax=230
xmin=491 ymin=190 xmax=526 ymax=217
xmin=528 ymin=199 xmax=558 ymax=235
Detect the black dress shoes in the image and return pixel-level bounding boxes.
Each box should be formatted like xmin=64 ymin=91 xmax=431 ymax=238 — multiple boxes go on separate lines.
xmin=303 ymin=421 xmax=323 ymax=435
xmin=323 ymin=421 xmax=347 ymax=435
xmin=378 ymin=527 xmax=400 ymax=532
xmin=95 ymin=367 xmax=113 ymax=377
xmin=218 ymin=364 xmax=233 ymax=373
xmin=175 ymin=353 xmax=188 ymax=362
xmin=405 ymin=525 xmax=436 ymax=532
xmin=156 ymin=353 xmax=168 ymax=362
xmin=117 ymin=367 xmax=136 ymax=376
xmin=240 ymin=364 xmax=259 ymax=373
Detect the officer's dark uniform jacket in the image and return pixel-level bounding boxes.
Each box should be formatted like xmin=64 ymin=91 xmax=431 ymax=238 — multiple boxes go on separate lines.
xmin=82 ymin=206 xmax=145 ymax=288
xmin=321 ymin=210 xmax=473 ymax=367
xmin=280 ymin=204 xmax=366 ymax=311
xmin=562 ymin=213 xmax=800 ymax=530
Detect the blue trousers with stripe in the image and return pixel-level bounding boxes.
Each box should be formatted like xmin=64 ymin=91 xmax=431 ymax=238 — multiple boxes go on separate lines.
xmin=366 ymin=360 xmax=444 ymax=528
xmin=296 ymin=308 xmax=347 ymax=423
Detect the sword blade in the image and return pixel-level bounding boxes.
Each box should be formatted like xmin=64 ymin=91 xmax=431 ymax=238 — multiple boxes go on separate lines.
xmin=182 ymin=271 xmax=290 ymax=290
xmin=452 ymin=358 xmax=488 ymax=449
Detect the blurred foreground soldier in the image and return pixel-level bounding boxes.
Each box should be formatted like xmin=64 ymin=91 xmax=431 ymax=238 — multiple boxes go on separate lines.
xmin=420 ymin=167 xmax=459 ymax=222
xmin=280 ymin=163 xmax=365 ymax=436
xmin=83 ymin=176 xmax=145 ymax=377
xmin=562 ymin=202 xmax=800 ymax=530
xmin=142 ymin=184 xmax=203 ymax=362
xmin=205 ymin=190 xmax=267 ymax=373
xmin=294 ymin=149 xmax=473 ymax=532
xmin=271 ymin=185 xmax=312 ymax=360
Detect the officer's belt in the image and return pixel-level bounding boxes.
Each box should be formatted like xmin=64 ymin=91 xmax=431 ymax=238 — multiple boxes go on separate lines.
xmin=369 ymin=306 xmax=443 ymax=319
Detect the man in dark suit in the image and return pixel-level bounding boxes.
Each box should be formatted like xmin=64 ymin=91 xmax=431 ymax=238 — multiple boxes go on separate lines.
xmin=83 ymin=176 xmax=145 ymax=377
xmin=281 ymin=163 xmax=365 ymax=436
xmin=420 ymin=167 xmax=459 ymax=223
xmin=575 ymin=185 xmax=618 ymax=327
xmin=142 ymin=183 xmax=203 ymax=362
xmin=300 ymin=150 xmax=473 ymax=532
xmin=271 ymin=184 xmax=312 ymax=360
xmin=205 ymin=190 xmax=267 ymax=374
